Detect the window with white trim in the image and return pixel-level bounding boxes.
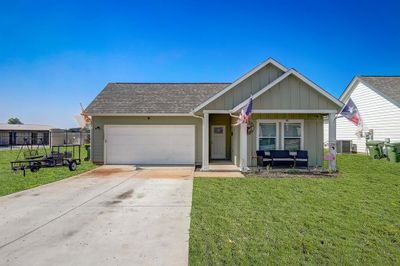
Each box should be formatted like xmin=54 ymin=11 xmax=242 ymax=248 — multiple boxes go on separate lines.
xmin=258 ymin=122 xmax=277 ymax=151
xmin=257 ymin=119 xmax=304 ymax=152
xmin=283 ymin=122 xmax=302 ymax=151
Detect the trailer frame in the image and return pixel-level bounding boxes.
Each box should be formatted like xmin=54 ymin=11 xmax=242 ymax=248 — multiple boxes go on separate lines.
xmin=11 ymin=144 xmax=82 ymax=176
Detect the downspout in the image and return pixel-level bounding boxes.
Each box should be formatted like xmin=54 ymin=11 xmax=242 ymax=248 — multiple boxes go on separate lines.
xmin=190 ymin=112 xmax=204 ymax=169
xmin=229 ymin=112 xmax=239 ymax=119
xmin=190 ymin=112 xmax=203 ymax=120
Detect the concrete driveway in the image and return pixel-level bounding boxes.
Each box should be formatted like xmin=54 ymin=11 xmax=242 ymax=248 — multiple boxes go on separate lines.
xmin=0 ymin=166 xmax=194 ymax=266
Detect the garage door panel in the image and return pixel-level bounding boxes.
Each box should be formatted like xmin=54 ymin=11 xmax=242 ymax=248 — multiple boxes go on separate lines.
xmin=105 ymin=125 xmax=195 ymax=165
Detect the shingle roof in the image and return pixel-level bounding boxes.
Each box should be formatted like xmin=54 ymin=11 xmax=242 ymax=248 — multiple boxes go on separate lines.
xmin=358 ymin=76 xmax=400 ymax=105
xmin=85 ymin=83 xmax=231 ymax=114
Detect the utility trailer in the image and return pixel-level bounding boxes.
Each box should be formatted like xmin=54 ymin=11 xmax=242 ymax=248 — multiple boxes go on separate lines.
xmin=11 ymin=144 xmax=81 ymax=176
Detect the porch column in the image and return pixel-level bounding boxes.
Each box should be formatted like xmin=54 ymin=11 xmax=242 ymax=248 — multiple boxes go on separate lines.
xmin=201 ymin=112 xmax=209 ymax=171
xmin=239 ymin=122 xmax=249 ymax=172
xmin=328 ymin=112 xmax=337 ymax=171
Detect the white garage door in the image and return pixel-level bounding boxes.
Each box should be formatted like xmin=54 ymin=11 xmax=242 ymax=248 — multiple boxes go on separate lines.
xmin=105 ymin=125 xmax=195 ymax=165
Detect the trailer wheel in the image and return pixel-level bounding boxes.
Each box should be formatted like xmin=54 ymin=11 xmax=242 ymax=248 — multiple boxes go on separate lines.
xmin=30 ymin=167 xmax=39 ymax=173
xmin=30 ymin=162 xmax=41 ymax=173
xmin=69 ymin=161 xmax=77 ymax=171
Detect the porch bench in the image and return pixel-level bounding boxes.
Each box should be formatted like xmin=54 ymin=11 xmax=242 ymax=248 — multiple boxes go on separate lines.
xmin=294 ymin=150 xmax=308 ymax=168
xmin=256 ymin=150 xmax=272 ymax=168
xmin=270 ymin=150 xmax=295 ymax=167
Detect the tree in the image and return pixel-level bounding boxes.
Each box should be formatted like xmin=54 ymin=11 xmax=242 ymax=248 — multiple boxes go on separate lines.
xmin=8 ymin=117 xmax=23 ymax=124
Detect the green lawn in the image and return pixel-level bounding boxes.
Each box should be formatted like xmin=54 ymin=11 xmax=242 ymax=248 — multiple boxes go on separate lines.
xmin=0 ymin=147 xmax=96 ymax=197
xmin=189 ymin=154 xmax=400 ymax=265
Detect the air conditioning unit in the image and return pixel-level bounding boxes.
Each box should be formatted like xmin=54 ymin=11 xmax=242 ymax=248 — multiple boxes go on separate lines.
xmin=336 ymin=140 xmax=352 ymax=154
xmin=351 ymin=144 xmax=357 ymax=153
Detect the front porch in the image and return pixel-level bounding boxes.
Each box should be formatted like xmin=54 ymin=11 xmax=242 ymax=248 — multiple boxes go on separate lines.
xmin=200 ymin=111 xmax=337 ymax=173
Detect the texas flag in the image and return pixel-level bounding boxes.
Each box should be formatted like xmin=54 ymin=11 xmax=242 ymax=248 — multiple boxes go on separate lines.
xmin=340 ymin=98 xmax=361 ymax=126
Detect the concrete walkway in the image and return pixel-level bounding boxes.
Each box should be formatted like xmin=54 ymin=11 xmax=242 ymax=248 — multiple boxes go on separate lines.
xmin=0 ymin=166 xmax=193 ymax=266
xmin=194 ymin=161 xmax=244 ymax=178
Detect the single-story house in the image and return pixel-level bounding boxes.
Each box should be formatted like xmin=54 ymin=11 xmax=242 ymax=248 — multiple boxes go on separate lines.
xmin=0 ymin=124 xmax=52 ymax=146
xmin=86 ymin=58 xmax=343 ymax=171
xmin=324 ymin=76 xmax=400 ymax=153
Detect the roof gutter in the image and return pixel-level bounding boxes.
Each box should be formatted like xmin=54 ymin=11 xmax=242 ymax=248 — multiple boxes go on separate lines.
xmin=86 ymin=113 xmax=193 ymax=116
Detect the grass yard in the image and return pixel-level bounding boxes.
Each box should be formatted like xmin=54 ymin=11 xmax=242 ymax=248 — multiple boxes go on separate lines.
xmin=0 ymin=147 xmax=96 ymax=197
xmin=189 ymin=154 xmax=400 ymax=265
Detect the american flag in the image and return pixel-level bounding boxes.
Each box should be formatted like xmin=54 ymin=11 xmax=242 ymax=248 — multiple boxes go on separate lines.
xmin=237 ymin=98 xmax=253 ymax=124
xmin=340 ymin=98 xmax=360 ymax=126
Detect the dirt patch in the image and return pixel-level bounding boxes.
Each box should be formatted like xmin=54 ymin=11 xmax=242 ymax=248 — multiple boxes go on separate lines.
xmin=246 ymin=171 xmax=339 ymax=178
xmin=135 ymin=169 xmax=193 ymax=179
xmin=79 ymin=167 xmax=135 ymax=178
xmin=116 ymin=189 xmax=134 ymax=199
xmin=78 ymin=166 xmax=193 ymax=179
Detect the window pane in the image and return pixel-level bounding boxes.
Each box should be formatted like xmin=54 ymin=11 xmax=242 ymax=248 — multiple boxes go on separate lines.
xmin=259 ymin=138 xmax=276 ymax=151
xmin=259 ymin=123 xmax=276 ymax=137
xmin=213 ymin=127 xmax=223 ymax=134
xmin=284 ymin=138 xmax=301 ymax=151
xmin=284 ymin=123 xmax=301 ymax=137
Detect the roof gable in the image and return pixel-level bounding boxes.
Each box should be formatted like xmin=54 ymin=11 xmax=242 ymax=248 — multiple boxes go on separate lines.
xmin=340 ymin=76 xmax=400 ymax=107
xmin=232 ymin=69 xmax=343 ymax=112
xmin=191 ymin=58 xmax=287 ymax=112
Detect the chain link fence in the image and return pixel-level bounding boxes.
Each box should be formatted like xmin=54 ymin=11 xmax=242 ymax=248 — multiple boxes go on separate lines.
xmin=50 ymin=130 xmax=90 ymax=146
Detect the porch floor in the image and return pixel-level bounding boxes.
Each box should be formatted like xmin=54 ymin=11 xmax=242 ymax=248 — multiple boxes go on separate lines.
xmin=209 ymin=160 xmax=240 ymax=172
xmin=194 ymin=160 xmax=244 ymax=178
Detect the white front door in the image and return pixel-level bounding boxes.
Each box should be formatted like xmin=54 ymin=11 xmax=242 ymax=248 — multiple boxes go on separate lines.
xmin=211 ymin=125 xmax=226 ymax=159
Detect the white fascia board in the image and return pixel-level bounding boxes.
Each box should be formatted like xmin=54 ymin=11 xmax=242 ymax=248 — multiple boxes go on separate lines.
xmin=191 ymin=58 xmax=288 ymax=113
xmin=232 ymin=69 xmax=343 ymax=112
xmin=88 ymin=113 xmax=193 ymax=116
xmin=252 ymin=109 xmax=338 ymax=114
xmin=339 ymin=76 xmax=359 ymax=102
xmin=203 ymin=110 xmax=231 ymax=114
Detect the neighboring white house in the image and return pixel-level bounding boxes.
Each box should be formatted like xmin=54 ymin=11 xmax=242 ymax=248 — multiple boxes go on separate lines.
xmin=324 ymin=76 xmax=400 ymax=153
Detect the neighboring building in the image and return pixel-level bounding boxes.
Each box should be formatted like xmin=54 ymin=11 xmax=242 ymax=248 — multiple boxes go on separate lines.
xmin=0 ymin=124 xmax=91 ymax=147
xmin=325 ymin=76 xmax=400 ymax=153
xmin=0 ymin=124 xmax=52 ymax=146
xmin=86 ymin=58 xmax=342 ymax=170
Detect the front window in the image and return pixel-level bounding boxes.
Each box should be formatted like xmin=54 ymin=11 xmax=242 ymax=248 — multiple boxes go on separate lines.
xmin=258 ymin=123 xmax=277 ymax=151
xmin=283 ymin=122 xmax=302 ymax=151
xmin=257 ymin=120 xmax=303 ymax=152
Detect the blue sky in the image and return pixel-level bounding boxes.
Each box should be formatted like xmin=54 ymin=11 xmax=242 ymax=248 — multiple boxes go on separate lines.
xmin=0 ymin=0 xmax=399 ymax=128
